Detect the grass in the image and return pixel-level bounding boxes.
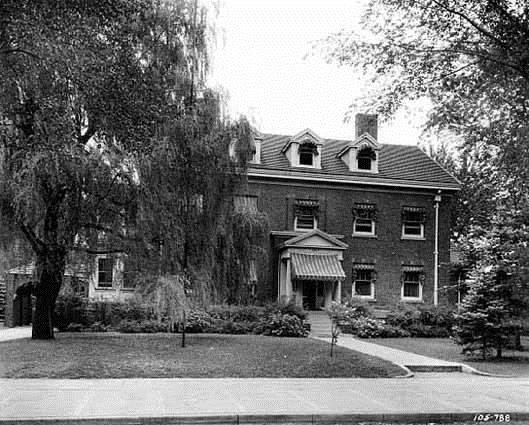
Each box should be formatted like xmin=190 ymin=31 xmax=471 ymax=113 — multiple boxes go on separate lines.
xmin=368 ymin=337 xmax=529 ymax=376
xmin=0 ymin=333 xmax=404 ymax=378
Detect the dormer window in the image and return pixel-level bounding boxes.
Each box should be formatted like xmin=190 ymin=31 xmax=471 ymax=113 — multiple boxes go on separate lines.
xmin=336 ymin=133 xmax=380 ymax=173
xmin=357 ymin=146 xmax=376 ymax=170
xmin=281 ymin=129 xmax=323 ymax=168
xmin=299 ymin=143 xmax=317 ymax=166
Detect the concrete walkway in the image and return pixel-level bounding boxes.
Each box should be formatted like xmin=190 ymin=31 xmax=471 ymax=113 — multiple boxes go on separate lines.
xmin=0 ymin=325 xmax=31 ymax=342
xmin=0 ymin=376 xmax=528 ymax=423
xmin=317 ymin=335 xmax=468 ymax=373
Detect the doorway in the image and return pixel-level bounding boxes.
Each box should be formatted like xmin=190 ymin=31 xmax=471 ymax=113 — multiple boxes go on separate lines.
xmin=302 ymin=281 xmax=324 ymax=310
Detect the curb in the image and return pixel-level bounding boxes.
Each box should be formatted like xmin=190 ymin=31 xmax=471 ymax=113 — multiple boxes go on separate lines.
xmin=2 ymin=412 xmax=529 ymax=424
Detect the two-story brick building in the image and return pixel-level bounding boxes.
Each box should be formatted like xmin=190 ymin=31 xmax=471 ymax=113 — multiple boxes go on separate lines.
xmin=241 ymin=114 xmax=460 ymax=310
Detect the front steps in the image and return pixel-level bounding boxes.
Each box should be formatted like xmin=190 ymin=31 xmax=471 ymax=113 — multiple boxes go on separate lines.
xmin=307 ymin=311 xmax=333 ymax=337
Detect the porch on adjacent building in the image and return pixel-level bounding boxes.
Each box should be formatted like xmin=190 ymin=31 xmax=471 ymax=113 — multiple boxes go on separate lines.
xmin=277 ymin=229 xmax=347 ymax=310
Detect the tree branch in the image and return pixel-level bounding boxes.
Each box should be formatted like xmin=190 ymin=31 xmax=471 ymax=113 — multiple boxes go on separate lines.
xmin=0 ymin=48 xmax=40 ymax=59
xmin=19 ymin=222 xmax=45 ymax=255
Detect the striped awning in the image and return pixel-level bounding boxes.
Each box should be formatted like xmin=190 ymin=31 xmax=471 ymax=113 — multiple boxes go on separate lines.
xmin=291 ymin=253 xmax=346 ymax=281
xmin=402 ymin=265 xmax=424 ymax=272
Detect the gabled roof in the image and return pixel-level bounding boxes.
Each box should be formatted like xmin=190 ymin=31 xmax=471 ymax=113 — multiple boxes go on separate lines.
xmin=249 ymin=133 xmax=460 ymax=191
xmin=336 ymin=133 xmax=381 ymax=158
xmin=280 ymin=128 xmax=324 ymax=153
xmin=281 ymin=229 xmax=348 ymax=250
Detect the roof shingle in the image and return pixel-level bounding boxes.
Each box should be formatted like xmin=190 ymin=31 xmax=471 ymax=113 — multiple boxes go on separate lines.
xmin=250 ymin=134 xmax=460 ymax=190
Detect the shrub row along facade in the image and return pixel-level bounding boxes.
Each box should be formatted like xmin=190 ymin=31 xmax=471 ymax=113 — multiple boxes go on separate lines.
xmin=242 ymin=114 xmax=460 ymax=310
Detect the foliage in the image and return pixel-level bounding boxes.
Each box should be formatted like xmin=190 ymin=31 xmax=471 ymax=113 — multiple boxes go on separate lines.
xmin=54 ymin=295 xmax=155 ymax=331
xmin=184 ymin=309 xmax=212 ymax=333
xmin=264 ymin=298 xmax=307 ymax=320
xmin=317 ymin=0 xmax=529 ymax=240
xmin=327 ymin=299 xmax=373 ymax=324
xmin=344 ymin=317 xmax=410 ymax=339
xmin=117 ymin=319 xmax=167 ymax=334
xmin=208 ymin=304 xmax=263 ymax=322
xmin=255 ymin=313 xmax=308 ymax=338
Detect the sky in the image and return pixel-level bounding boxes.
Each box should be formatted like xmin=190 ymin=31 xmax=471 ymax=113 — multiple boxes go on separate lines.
xmin=209 ymin=0 xmax=429 ymax=145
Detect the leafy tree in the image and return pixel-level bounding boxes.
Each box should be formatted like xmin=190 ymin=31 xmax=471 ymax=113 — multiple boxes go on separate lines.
xmin=0 ymin=0 xmax=256 ymax=339
xmin=318 ymin=0 xmax=529 ymax=343
xmin=317 ymin=0 xmax=529 ymax=214
xmin=455 ymin=187 xmax=529 ymax=357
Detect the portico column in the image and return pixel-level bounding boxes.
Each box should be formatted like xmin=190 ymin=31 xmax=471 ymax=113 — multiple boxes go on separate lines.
xmin=285 ymin=257 xmax=292 ymax=299
xmin=334 ymin=280 xmax=342 ymax=303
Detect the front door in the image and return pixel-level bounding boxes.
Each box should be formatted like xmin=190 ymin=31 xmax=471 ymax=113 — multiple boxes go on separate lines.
xmin=302 ymin=281 xmax=325 ymax=310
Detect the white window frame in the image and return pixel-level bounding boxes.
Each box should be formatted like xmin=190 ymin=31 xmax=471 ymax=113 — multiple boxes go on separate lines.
xmin=352 ymin=269 xmax=375 ymax=300
xmin=401 ymin=272 xmax=423 ymax=301
xmin=402 ymin=221 xmax=425 ymax=239
xmin=294 ymin=215 xmax=317 ymax=232
xmin=353 ymin=217 xmax=376 ymax=236
xmin=96 ymin=257 xmax=114 ymax=289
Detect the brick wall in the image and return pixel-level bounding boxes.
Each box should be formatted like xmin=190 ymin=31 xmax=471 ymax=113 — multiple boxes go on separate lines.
xmin=247 ymin=178 xmax=454 ymax=307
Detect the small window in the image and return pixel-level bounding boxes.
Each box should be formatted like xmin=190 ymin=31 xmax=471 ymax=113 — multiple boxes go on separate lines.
xmin=97 ymin=258 xmax=113 ymax=288
xmin=402 ymin=207 xmax=426 ymax=239
xmin=295 ymin=213 xmax=317 ymax=230
xmin=299 ymin=144 xmax=314 ymax=166
xmin=352 ymin=203 xmax=376 ymax=236
xmin=357 ymin=146 xmax=376 ymax=171
xmin=354 ymin=218 xmax=374 ymax=234
xmin=294 ymin=199 xmax=319 ymax=231
xmin=353 ymin=266 xmax=375 ymax=299
xmin=402 ymin=271 xmax=422 ymax=300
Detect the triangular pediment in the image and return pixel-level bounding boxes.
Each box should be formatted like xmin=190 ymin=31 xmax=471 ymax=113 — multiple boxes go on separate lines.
xmin=336 ymin=133 xmax=380 ymax=158
xmin=281 ymin=229 xmax=347 ymax=250
xmin=281 ymin=128 xmax=323 ymax=153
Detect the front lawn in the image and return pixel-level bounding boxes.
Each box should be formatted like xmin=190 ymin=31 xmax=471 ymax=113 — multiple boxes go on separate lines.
xmin=368 ymin=337 xmax=529 ymax=376
xmin=0 ymin=333 xmax=404 ymax=378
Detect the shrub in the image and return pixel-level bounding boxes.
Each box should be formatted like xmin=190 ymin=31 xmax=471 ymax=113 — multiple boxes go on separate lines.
xmin=208 ymin=305 xmax=263 ymax=322
xmin=184 ymin=309 xmax=212 ymax=333
xmin=54 ymin=295 xmax=87 ymax=330
xmin=65 ymin=322 xmax=84 ymax=332
xmin=117 ymin=319 xmax=166 ymax=333
xmin=385 ymin=303 xmax=456 ymax=337
xmin=264 ymin=299 xmax=307 ymax=320
xmin=256 ymin=313 xmax=308 ymax=337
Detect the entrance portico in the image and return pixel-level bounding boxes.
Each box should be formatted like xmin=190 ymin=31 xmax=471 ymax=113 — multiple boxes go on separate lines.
xmin=278 ymin=230 xmax=347 ymax=310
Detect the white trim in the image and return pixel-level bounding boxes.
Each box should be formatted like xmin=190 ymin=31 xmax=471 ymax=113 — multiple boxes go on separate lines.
xmin=352 ymin=281 xmax=375 ymax=300
xmin=402 ymin=222 xmax=425 ymax=239
xmin=247 ymin=171 xmax=461 ymax=191
xmin=294 ymin=215 xmax=317 ymax=232
xmin=401 ymin=279 xmax=423 ymax=302
xmin=353 ymin=218 xmax=375 ymax=236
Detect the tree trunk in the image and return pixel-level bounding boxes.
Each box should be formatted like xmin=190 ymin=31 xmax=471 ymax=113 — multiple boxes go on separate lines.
xmin=32 ymin=251 xmax=65 ymax=340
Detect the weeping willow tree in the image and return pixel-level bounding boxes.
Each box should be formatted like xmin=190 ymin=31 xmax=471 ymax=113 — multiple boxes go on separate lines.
xmin=0 ymin=0 xmax=258 ymax=339
xmin=213 ymin=202 xmax=269 ymax=305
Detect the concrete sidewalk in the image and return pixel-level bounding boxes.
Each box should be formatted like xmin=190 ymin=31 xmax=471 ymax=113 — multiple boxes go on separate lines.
xmin=0 ymin=376 xmax=528 ymax=423
xmin=317 ymin=335 xmax=469 ymax=373
xmin=0 ymin=325 xmax=31 ymax=342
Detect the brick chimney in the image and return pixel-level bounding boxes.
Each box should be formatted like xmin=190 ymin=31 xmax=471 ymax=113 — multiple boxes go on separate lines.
xmin=355 ymin=113 xmax=378 ymax=140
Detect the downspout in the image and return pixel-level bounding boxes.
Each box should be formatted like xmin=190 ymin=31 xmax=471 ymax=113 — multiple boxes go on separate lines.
xmin=433 ymin=191 xmax=442 ymax=306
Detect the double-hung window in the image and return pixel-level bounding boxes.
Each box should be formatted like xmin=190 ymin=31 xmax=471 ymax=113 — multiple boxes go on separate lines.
xmin=352 ymin=264 xmax=376 ymax=299
xmin=401 ymin=267 xmax=424 ymax=301
xmin=352 ymin=203 xmax=376 ymax=236
xmin=97 ymin=257 xmax=114 ymax=289
xmin=294 ymin=199 xmax=319 ymax=231
xmin=402 ymin=206 xmax=426 ymax=239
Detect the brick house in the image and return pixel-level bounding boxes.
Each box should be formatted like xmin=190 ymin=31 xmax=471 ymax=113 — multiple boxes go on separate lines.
xmin=242 ymin=114 xmax=460 ymax=310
